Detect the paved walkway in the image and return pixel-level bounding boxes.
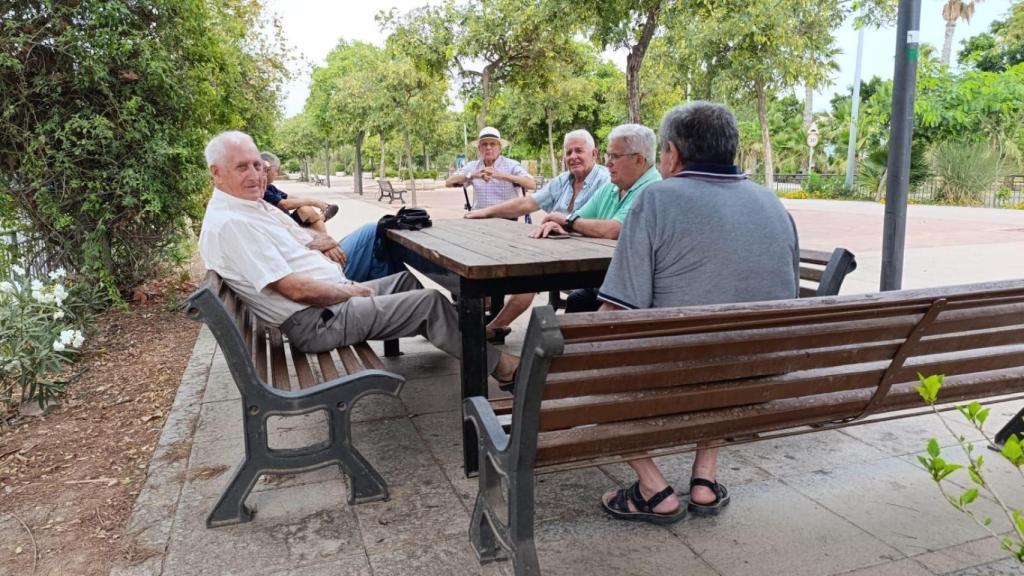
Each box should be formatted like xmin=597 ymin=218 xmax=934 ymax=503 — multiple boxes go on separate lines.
xmin=112 ymin=177 xmax=1024 ymax=576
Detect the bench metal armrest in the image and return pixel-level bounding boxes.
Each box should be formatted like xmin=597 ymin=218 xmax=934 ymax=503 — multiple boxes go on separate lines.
xmin=464 ymin=396 xmax=510 ymax=456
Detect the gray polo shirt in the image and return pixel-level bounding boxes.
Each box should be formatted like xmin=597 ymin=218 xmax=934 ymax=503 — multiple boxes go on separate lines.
xmin=598 ymin=169 xmax=799 ymax=310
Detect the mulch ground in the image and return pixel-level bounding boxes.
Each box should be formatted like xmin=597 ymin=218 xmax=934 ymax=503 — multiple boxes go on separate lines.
xmin=0 ymin=277 xmax=201 ymax=576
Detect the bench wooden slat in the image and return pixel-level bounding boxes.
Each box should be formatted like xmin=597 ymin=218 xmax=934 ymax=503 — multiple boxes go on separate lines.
xmin=288 ymin=343 xmax=317 ymax=389
xmin=337 ymin=346 xmax=362 ymax=375
xmin=265 ymin=324 xmax=290 ymax=390
xmin=253 ymin=322 xmax=269 ymax=384
xmin=800 ymin=266 xmax=824 ymax=283
xmin=354 ymin=343 xmax=385 ymax=370
xmin=317 ymin=351 xmax=340 ymax=381
xmin=799 ymin=286 xmax=817 ymax=297
xmin=533 ymin=367 xmax=1024 ymax=466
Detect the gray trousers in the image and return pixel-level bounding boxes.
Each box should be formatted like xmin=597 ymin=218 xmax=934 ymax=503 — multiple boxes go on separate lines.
xmin=280 ymin=272 xmax=500 ymax=375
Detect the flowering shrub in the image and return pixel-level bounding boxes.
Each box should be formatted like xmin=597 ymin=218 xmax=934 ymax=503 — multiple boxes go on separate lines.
xmin=0 ymin=264 xmax=87 ymax=421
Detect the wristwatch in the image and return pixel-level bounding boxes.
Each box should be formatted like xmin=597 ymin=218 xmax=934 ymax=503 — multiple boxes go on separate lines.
xmin=565 ymin=213 xmax=580 ymax=233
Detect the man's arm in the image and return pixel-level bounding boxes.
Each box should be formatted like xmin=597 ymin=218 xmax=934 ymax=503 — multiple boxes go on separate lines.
xmin=276 ymin=196 xmax=328 ymax=211
xmin=269 ymin=273 xmax=373 ymax=307
xmin=571 ymin=218 xmax=622 ymax=239
xmin=465 ymin=195 xmax=539 ymax=219
xmin=495 ymin=171 xmax=536 ymax=191
xmin=599 ymin=302 xmax=624 ymax=312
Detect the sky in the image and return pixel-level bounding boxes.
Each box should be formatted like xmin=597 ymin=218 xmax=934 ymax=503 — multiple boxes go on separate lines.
xmin=267 ymin=0 xmax=1008 ymax=118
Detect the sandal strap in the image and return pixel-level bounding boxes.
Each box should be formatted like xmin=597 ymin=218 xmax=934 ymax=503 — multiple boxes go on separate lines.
xmin=690 ymin=477 xmax=718 ymax=491
xmin=626 ymin=482 xmax=675 ymax=513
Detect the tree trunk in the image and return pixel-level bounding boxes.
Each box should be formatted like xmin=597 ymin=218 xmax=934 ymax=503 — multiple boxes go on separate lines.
xmin=546 ymin=108 xmax=557 ymax=177
xmin=477 ymin=65 xmax=493 ymax=130
xmin=354 ymin=131 xmax=364 ymax=196
xmin=755 ymin=81 xmax=775 ymax=189
xmin=803 ymin=84 xmax=813 ymax=172
xmin=324 ymin=142 xmax=330 ymax=188
xmin=379 ymin=131 xmax=385 ymax=179
xmin=403 ymin=128 xmax=417 ymax=207
xmin=625 ymin=4 xmax=662 ymax=123
xmin=941 ymin=18 xmax=956 ymax=67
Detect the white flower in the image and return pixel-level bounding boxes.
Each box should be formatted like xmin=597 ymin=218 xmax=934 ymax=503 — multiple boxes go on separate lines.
xmin=51 ymin=284 xmax=67 ymax=305
xmin=32 ymin=289 xmax=51 ymax=304
xmin=30 ymin=279 xmax=42 ymax=291
xmin=52 ymin=340 xmax=65 ymax=352
xmin=11 ymin=265 xmax=24 ymax=276
xmin=59 ymin=329 xmax=75 ymax=345
xmin=49 ymin=268 xmax=66 ymax=280
xmin=53 ymin=310 xmax=65 ymax=319
xmin=71 ymin=330 xmax=84 ymax=348
xmin=0 ymin=281 xmax=13 ymax=293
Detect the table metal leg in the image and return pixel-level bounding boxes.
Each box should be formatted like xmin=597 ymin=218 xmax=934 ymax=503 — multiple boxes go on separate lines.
xmin=458 ymin=288 xmax=487 ymax=476
xmin=991 ymin=405 xmax=1024 ymax=451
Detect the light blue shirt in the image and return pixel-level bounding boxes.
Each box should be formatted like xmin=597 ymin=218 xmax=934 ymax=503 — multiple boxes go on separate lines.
xmin=530 ymin=165 xmax=610 ymax=214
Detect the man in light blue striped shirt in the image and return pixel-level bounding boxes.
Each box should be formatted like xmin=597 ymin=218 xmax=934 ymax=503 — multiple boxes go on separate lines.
xmin=464 ymin=129 xmax=609 ymax=342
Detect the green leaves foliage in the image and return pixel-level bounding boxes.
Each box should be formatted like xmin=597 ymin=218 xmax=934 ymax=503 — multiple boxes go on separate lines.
xmin=1 ymin=0 xmax=289 ymax=296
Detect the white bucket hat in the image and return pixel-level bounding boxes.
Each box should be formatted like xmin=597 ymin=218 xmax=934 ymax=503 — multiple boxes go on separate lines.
xmin=471 ymin=126 xmax=510 ymax=147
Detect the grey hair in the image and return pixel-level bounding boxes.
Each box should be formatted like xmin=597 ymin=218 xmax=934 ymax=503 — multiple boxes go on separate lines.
xmin=204 ymin=131 xmax=256 ymax=167
xmin=607 ymin=124 xmax=656 ymax=165
xmin=260 ymin=151 xmax=280 ymax=168
xmin=562 ymin=129 xmax=595 ymax=150
xmin=659 ymin=101 xmax=739 ymax=165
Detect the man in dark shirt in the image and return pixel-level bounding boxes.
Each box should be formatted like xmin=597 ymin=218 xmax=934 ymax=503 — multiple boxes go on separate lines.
xmin=261 ymin=152 xmax=338 ymax=234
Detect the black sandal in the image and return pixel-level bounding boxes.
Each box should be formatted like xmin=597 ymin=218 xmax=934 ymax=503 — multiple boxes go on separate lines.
xmin=601 ymin=482 xmax=687 ymax=525
xmin=686 ymin=478 xmax=731 ymax=516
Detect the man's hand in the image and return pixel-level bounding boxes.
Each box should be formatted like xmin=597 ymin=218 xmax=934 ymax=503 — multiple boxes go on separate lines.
xmin=464 ymin=208 xmax=490 ymax=219
xmin=529 ymin=221 xmax=568 ymax=238
xmin=542 ymin=213 xmax=568 ymax=227
xmin=307 ymin=232 xmax=339 ymax=252
xmin=323 ymin=245 xmax=347 ymax=266
xmin=475 ymin=166 xmax=495 ymax=182
xmin=341 ymin=283 xmax=375 ymax=298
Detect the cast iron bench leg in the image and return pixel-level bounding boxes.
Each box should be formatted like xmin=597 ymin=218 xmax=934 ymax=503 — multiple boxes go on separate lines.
xmin=207 ymin=458 xmax=259 ymax=527
xmin=384 ymin=339 xmax=400 ymax=357
xmin=331 ymin=407 xmax=389 ymax=504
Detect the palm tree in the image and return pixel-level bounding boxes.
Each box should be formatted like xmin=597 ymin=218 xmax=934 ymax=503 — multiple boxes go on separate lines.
xmin=941 ymin=0 xmax=983 ymax=67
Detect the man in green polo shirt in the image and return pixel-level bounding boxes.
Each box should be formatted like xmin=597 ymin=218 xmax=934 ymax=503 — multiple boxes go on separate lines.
xmin=530 ymin=123 xmax=662 ymax=312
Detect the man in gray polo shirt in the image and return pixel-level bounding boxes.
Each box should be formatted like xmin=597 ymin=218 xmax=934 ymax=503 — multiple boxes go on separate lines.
xmin=598 ymin=102 xmax=799 ymax=524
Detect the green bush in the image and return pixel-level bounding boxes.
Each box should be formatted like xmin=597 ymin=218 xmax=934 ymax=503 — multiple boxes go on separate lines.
xmin=413 ymin=170 xmax=439 ymax=180
xmin=283 ymin=159 xmax=301 ymax=173
xmin=0 ymin=0 xmax=288 ymax=297
xmin=931 ymin=141 xmax=999 ymax=205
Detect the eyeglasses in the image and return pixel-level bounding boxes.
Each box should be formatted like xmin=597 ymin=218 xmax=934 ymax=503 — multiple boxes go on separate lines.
xmin=604 ymin=152 xmax=639 ymax=163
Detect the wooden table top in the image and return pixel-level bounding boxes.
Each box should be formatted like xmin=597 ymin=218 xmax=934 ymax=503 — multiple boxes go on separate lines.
xmin=387 ymin=218 xmax=618 ymax=280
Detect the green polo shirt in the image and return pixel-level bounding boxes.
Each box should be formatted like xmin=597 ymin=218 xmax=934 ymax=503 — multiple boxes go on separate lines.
xmin=572 ymin=166 xmax=662 ymax=223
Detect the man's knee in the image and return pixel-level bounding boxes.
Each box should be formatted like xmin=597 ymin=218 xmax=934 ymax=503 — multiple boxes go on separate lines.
xmin=565 ymin=288 xmax=599 ymax=313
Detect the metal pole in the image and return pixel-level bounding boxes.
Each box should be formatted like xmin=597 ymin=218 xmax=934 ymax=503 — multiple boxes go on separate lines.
xmin=880 ymin=0 xmax=921 ymax=291
xmin=845 ymin=23 xmax=866 ymax=190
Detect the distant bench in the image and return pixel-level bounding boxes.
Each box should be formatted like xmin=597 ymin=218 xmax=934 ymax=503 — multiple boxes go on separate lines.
xmin=465 ymin=279 xmax=1024 ymax=574
xmin=377 ymin=179 xmax=407 ymax=204
xmin=186 ymin=271 xmax=405 ymax=528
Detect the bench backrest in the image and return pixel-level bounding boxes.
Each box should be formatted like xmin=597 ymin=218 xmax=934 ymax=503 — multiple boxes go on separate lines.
xmin=186 ymin=271 xmax=387 ymax=394
xmin=501 ymin=279 xmax=1024 ymax=471
xmin=800 ymin=248 xmax=857 ymax=296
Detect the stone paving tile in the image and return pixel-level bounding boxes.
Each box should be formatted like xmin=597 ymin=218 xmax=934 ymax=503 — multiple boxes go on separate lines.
xmin=351 ymin=416 xmax=443 ymax=483
xmin=409 ymin=409 xmax=483 ymax=508
xmin=680 ymin=478 xmax=899 ymax=576
xmin=903 ymin=449 xmax=1024 ymax=521
xmin=832 ymin=558 xmax=935 ymax=576
xmin=378 ymin=348 xmax=461 ymax=376
xmin=163 ymin=480 xmax=363 ymax=576
xmin=364 ymin=535 xmax=503 ymax=576
xmin=728 ymin=429 xmax=894 ymax=478
xmin=837 ymin=412 xmax=984 ymax=457
xmin=911 ymin=534 xmax=1016 ymax=575
xmin=947 ymin=557 xmax=1023 ymax=575
xmin=349 ymin=392 xmax=405 ymax=423
xmin=201 ymin=368 xmax=239 ymax=404
xmin=400 ymin=372 xmax=462 ymax=416
xmin=260 ymin=558 xmax=373 ymax=576
xmin=783 ymin=456 xmax=1006 ymax=557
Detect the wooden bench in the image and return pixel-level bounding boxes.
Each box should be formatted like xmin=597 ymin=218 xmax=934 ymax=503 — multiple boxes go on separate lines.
xmin=185 ymin=271 xmax=405 ymax=528
xmin=464 ymin=279 xmax=1024 ymax=574
xmin=377 ymin=179 xmax=407 ymax=204
xmin=547 ymin=246 xmax=857 ymax=312
xmin=311 ymin=174 xmax=325 ymax=186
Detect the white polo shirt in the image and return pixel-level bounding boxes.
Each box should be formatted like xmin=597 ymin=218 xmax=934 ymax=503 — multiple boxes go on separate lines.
xmin=198 ymin=188 xmax=348 ymax=325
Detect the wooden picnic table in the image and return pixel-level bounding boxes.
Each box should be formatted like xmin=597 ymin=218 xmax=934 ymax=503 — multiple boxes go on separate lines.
xmin=386 ymin=218 xmax=617 ymax=474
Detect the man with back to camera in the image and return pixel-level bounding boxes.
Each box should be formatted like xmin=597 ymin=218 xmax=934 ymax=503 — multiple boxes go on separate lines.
xmin=597 ymin=102 xmax=799 ymax=524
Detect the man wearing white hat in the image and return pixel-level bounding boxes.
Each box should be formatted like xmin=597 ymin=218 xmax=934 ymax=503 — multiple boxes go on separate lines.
xmin=445 ymin=126 xmax=536 ymax=209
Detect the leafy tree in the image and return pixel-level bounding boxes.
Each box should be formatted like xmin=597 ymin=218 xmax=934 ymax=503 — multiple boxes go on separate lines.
xmin=0 ymin=0 xmax=288 ymax=295
xmin=306 ymin=41 xmax=387 ymax=196
xmin=959 ymin=2 xmax=1024 ymax=72
xmin=274 ymin=113 xmax=322 ymax=181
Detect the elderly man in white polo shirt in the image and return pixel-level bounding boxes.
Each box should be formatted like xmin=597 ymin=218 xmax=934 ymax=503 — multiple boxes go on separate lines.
xmin=198 ymin=131 xmax=519 ymax=384
xmin=445 ymin=127 xmax=536 ymax=209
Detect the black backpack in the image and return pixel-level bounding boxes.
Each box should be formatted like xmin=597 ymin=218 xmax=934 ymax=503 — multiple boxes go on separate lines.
xmin=373 ymin=207 xmax=432 ymax=259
